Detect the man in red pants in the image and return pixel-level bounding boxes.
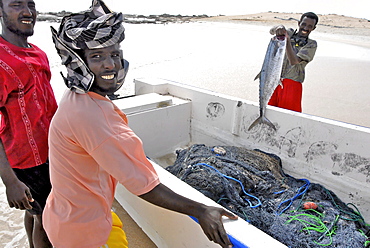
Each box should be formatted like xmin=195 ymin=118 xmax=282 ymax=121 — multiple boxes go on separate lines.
xmin=268 ymin=12 xmax=318 ymax=112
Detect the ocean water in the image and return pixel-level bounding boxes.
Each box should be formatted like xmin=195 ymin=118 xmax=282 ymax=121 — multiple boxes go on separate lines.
xmin=1 ymin=20 xmax=370 ymax=247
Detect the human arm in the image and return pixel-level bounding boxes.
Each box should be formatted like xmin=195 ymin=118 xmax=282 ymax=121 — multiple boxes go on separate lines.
xmin=284 ymin=32 xmax=302 ymax=65
xmin=76 ymin=97 xmax=237 ymax=246
xmin=139 ymin=183 xmax=238 ymax=248
xmin=270 ymin=25 xmax=302 ymax=65
xmin=0 ymin=139 xmax=33 ymax=210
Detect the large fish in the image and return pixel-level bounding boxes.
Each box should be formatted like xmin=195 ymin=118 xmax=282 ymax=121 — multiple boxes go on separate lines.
xmin=248 ymin=35 xmax=286 ymax=131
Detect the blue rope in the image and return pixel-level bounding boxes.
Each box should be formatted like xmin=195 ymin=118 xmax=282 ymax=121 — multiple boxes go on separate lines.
xmin=276 ymin=178 xmax=310 ymax=215
xmin=195 ymin=163 xmax=262 ymax=208
xmin=273 ymin=190 xmax=286 ymax=194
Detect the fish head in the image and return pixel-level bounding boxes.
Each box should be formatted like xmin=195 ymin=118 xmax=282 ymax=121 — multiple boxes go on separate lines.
xmin=276 ymin=35 xmax=285 ymax=41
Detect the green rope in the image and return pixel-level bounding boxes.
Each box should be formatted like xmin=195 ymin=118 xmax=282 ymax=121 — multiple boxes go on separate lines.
xmin=346 ymin=203 xmax=366 ymax=223
xmin=358 ymin=229 xmax=370 ymax=247
xmin=286 ymin=211 xmax=339 ymax=246
xmin=315 ymin=214 xmax=339 ymax=246
xmin=241 ymin=209 xmax=250 ymax=222
xmin=216 ymin=197 xmax=229 ymax=203
xmin=323 ymin=188 xmax=364 ymax=223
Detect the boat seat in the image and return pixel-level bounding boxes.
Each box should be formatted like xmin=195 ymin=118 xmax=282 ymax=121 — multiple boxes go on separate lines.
xmin=114 ymin=93 xmax=174 ymax=115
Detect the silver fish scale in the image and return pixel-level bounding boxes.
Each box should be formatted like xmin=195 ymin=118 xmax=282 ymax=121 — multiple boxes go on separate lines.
xmin=260 ymin=37 xmax=286 ymax=108
xmin=248 ymin=36 xmax=286 ymax=131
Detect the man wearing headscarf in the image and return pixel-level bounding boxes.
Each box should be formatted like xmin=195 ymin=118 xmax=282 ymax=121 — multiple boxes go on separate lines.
xmin=42 ymin=1 xmax=237 ymax=247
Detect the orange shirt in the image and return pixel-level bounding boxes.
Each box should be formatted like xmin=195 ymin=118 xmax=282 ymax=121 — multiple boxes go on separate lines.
xmin=43 ymin=90 xmax=160 ymax=248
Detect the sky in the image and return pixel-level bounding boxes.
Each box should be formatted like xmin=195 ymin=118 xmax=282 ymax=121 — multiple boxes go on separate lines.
xmin=36 ymin=0 xmax=370 ymax=20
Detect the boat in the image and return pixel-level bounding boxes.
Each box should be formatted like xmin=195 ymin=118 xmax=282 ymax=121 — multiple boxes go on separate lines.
xmin=113 ymin=77 xmax=370 ymax=248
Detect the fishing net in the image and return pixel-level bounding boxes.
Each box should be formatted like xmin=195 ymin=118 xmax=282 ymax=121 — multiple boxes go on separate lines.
xmin=166 ymin=144 xmax=370 ymax=248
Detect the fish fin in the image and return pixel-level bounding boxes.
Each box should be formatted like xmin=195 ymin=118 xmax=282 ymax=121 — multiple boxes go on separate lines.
xmin=248 ymin=115 xmax=277 ymax=131
xmin=254 ymin=72 xmax=261 ymax=81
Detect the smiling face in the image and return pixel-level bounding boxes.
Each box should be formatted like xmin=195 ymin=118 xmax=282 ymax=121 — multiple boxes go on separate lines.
xmin=84 ymin=44 xmax=124 ymax=97
xmin=0 ymin=0 xmax=36 ymax=39
xmin=297 ymin=17 xmax=316 ymax=38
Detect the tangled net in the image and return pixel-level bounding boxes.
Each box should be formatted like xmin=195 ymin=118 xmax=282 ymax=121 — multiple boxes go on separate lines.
xmin=166 ymin=144 xmax=370 ymax=248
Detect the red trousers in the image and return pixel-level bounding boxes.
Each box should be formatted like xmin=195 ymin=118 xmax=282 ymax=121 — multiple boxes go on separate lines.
xmin=268 ymin=78 xmax=302 ymax=112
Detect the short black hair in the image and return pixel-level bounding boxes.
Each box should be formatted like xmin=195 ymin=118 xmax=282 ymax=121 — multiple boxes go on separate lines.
xmin=301 ymin=12 xmax=319 ymax=25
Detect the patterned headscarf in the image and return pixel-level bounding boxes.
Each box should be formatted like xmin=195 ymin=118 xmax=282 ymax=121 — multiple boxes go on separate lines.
xmin=51 ymin=0 xmax=128 ymax=94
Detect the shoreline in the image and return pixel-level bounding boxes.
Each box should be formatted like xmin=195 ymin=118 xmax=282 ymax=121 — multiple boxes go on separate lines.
xmin=198 ymin=12 xmax=370 ymax=29
xmin=37 ymin=11 xmax=370 ymax=33
xmin=197 ymin=12 xmax=370 ymax=47
xmin=37 ymin=11 xmax=370 ymax=48
xmin=37 ymin=12 xmax=210 ymax=24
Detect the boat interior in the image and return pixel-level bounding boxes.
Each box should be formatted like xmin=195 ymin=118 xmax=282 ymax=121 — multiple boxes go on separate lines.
xmin=112 ymin=78 xmax=370 ymax=247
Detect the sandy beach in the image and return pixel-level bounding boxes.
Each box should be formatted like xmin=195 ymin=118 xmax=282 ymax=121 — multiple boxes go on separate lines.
xmin=115 ymin=12 xmax=370 ymax=128
xmin=1 ymin=12 xmax=369 ymax=248
xmin=194 ymin=12 xmax=370 ymax=128
xmin=202 ymin=12 xmax=370 ymax=38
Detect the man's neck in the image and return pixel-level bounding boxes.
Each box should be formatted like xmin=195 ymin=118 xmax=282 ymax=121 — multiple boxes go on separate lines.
xmin=0 ymin=31 xmax=30 ymax=48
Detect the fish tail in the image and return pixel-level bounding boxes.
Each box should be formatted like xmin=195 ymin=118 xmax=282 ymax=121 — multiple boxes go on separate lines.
xmin=248 ymin=115 xmax=277 ymax=131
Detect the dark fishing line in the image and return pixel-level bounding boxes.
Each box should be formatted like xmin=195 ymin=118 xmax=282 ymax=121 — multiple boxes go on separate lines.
xmin=166 ymin=144 xmax=369 ymax=248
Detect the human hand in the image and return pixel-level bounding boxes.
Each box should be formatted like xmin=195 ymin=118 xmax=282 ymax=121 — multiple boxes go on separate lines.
xmin=197 ymin=206 xmax=238 ymax=248
xmin=275 ymin=25 xmax=286 ymax=36
xmin=6 ymin=179 xmax=34 ymax=210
